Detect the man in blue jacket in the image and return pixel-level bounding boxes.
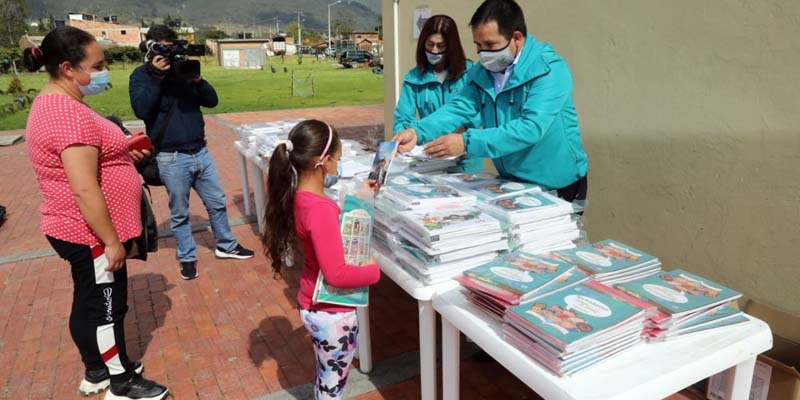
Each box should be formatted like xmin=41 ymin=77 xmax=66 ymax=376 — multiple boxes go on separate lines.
xmin=395 ymin=0 xmax=589 ymax=202
xmin=129 ymin=25 xmax=253 ymax=280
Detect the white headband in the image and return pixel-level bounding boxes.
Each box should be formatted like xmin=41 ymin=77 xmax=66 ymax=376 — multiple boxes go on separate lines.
xmin=276 ymin=139 xmax=294 ymax=153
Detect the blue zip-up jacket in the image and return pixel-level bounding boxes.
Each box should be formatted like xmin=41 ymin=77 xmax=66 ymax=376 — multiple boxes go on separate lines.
xmin=394 ymin=61 xmax=483 ymax=171
xmin=412 ymin=35 xmax=588 ymax=190
xmin=129 ymin=65 xmax=218 ymax=152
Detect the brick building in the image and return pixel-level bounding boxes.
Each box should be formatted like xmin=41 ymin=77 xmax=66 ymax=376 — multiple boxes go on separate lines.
xmin=67 ymin=19 xmax=141 ymax=47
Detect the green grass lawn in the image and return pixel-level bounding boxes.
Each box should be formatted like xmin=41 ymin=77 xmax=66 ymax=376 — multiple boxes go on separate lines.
xmin=0 ymin=56 xmax=384 ymax=131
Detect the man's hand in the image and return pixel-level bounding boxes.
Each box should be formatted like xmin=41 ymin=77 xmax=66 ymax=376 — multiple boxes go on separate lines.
xmin=393 ymin=129 xmax=418 ymax=154
xmin=424 ymin=133 xmax=466 ymax=159
xmin=149 ymin=55 xmax=170 ymax=79
xmin=128 ymin=149 xmax=151 ymax=165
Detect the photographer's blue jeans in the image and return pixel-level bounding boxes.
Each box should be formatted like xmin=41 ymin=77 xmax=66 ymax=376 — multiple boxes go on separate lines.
xmin=157 ymin=147 xmax=237 ymax=262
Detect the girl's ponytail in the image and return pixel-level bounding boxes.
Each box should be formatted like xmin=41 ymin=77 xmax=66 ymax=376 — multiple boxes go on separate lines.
xmin=263 ymin=141 xmax=299 ymax=275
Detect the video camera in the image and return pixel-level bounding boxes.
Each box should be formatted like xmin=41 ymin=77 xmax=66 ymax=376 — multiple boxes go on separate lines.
xmin=140 ymin=39 xmax=206 ymax=81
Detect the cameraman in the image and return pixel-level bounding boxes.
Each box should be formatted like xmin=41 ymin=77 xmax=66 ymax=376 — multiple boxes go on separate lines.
xmin=129 ymin=25 xmax=254 ymax=281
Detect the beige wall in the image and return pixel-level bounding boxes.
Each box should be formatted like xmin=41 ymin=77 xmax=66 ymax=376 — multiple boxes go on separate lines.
xmin=383 ymin=0 xmax=800 ymax=316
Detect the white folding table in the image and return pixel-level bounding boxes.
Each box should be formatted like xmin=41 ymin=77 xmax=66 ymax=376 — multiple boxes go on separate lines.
xmin=365 ymin=250 xmax=460 ymax=400
xmin=234 ymin=141 xmax=268 ymax=233
xmin=433 ymin=288 xmax=773 ymax=400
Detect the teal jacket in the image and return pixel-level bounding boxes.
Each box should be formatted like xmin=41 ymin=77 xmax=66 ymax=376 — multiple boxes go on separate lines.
xmin=394 ymin=61 xmax=482 ymax=171
xmin=412 ymin=35 xmax=588 ymax=190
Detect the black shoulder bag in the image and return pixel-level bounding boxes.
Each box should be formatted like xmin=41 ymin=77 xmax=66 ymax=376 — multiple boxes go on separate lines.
xmin=139 ymin=101 xmax=177 ymax=187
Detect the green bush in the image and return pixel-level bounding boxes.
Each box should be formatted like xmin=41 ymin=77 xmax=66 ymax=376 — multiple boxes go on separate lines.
xmin=7 ymin=75 xmax=23 ymax=95
xmin=104 ymin=47 xmax=143 ymax=66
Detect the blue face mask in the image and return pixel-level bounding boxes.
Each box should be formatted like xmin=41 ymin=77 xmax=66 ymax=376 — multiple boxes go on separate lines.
xmin=323 ymin=162 xmax=342 ymax=188
xmin=77 ymin=69 xmax=110 ymax=96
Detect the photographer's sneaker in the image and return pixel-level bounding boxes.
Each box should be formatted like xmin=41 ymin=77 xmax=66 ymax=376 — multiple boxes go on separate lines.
xmin=79 ymin=361 xmax=143 ymax=397
xmin=215 ymin=244 xmax=254 ymax=260
xmin=180 ymin=261 xmax=198 ymax=280
xmin=105 ymin=374 xmax=168 ymax=400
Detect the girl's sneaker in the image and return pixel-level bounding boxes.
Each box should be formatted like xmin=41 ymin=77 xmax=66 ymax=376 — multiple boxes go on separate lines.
xmin=79 ymin=362 xmax=144 ymax=397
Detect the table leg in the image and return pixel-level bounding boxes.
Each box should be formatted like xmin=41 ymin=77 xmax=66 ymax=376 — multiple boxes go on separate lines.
xmin=725 ymin=356 xmax=757 ymax=400
xmin=249 ymin=160 xmax=266 ymax=234
xmin=237 ymin=152 xmax=252 ymax=217
xmin=441 ymin=317 xmax=460 ymax=400
xmin=356 ymin=306 xmax=373 ymax=373
xmin=419 ymin=300 xmax=436 ymax=400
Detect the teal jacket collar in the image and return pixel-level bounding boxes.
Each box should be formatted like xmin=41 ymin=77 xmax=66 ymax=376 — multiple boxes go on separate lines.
xmin=469 ymin=34 xmax=551 ymax=97
xmin=404 ymin=60 xmax=474 ymax=85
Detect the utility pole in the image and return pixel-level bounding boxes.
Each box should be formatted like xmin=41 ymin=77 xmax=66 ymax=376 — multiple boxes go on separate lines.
xmin=327 ymin=0 xmax=344 ymax=56
xmin=296 ymin=11 xmax=303 ymax=48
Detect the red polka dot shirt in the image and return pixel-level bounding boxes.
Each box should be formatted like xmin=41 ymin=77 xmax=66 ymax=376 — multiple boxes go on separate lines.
xmin=26 ymin=94 xmax=142 ymax=246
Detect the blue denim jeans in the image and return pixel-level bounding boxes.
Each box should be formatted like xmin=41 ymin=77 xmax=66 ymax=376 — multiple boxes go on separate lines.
xmin=156 ymin=147 xmax=237 ymax=262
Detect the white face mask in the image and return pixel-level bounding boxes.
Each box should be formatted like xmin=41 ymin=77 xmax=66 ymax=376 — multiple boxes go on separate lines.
xmin=478 ymin=40 xmax=515 ymax=73
xmin=425 ymin=51 xmax=446 ymax=66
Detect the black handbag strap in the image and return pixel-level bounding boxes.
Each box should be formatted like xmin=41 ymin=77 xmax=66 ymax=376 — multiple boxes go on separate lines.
xmin=152 ymin=98 xmax=178 ymax=153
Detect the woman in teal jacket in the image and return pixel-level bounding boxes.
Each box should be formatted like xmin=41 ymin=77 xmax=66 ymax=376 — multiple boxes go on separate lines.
xmin=393 ymin=15 xmax=482 ymax=171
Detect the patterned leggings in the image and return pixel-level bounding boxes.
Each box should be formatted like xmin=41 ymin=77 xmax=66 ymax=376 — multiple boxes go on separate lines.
xmin=300 ymin=309 xmax=359 ymax=400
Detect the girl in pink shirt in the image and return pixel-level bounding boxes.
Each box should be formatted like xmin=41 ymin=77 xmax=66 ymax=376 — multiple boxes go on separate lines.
xmin=262 ymin=120 xmax=380 ymax=399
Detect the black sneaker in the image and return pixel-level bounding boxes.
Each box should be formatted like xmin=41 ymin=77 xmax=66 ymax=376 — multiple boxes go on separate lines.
xmin=79 ymin=361 xmax=144 ymax=397
xmin=105 ymin=374 xmax=168 ymax=400
xmin=214 ymin=244 xmax=255 ymax=260
xmin=180 ymin=261 xmax=198 ymax=280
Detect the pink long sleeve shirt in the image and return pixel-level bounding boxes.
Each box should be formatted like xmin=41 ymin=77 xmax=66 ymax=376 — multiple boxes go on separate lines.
xmin=294 ymin=191 xmax=381 ymax=312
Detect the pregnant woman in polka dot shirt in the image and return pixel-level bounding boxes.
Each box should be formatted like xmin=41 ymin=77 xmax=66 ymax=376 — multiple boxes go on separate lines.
xmin=23 ymin=26 xmax=168 ymax=400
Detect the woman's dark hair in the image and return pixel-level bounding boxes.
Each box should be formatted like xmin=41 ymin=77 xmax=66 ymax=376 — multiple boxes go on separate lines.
xmin=262 ymin=119 xmax=341 ymax=275
xmin=22 ymin=26 xmax=96 ymax=77
xmin=469 ymin=0 xmax=527 ymax=39
xmin=146 ymin=25 xmax=179 ymax=42
xmin=416 ymin=15 xmax=467 ymax=80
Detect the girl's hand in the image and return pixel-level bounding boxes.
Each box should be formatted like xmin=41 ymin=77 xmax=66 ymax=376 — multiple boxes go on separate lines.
xmin=355 ymin=179 xmax=380 ymax=199
xmin=367 ymin=256 xmax=377 ymax=265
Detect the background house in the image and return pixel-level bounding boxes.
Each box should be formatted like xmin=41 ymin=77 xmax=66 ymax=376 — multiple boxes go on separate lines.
xmin=67 ymin=18 xmax=141 ymax=47
xmin=214 ymin=39 xmax=269 ymax=69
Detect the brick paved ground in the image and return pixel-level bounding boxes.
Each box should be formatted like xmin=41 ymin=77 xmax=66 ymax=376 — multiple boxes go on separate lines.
xmin=0 ymin=107 xmax=700 ymax=399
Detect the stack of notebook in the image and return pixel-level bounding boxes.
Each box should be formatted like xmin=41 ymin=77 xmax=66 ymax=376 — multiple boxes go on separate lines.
xmin=381 ymin=184 xmax=476 ymax=211
xmin=615 ymin=269 xmax=748 ymax=341
xmin=548 ymin=240 xmax=662 ymax=284
xmin=456 ymin=252 xmax=589 ymax=319
xmin=503 ymin=282 xmax=647 ymax=376
xmin=479 ymin=191 xmax=583 ymax=254
xmin=382 ymin=204 xmax=509 ymax=284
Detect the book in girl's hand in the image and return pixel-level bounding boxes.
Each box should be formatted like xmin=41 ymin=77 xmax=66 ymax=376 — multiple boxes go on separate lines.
xmin=367 ymin=141 xmax=398 ymax=186
xmin=312 ymin=195 xmax=374 ymax=307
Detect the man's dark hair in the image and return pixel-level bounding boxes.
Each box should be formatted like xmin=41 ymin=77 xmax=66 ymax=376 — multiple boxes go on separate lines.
xmin=469 ymin=0 xmax=527 ymax=39
xmin=146 ymin=25 xmax=178 ymax=42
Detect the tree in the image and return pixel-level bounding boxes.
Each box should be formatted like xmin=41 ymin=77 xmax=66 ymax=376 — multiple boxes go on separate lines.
xmin=141 ymin=18 xmax=148 ymax=28
xmin=285 ymin=22 xmax=303 ymax=42
xmin=375 ymin=15 xmax=382 ymax=40
xmin=333 ymin=17 xmax=354 ymax=40
xmin=196 ymin=28 xmax=228 ymax=45
xmin=303 ymin=30 xmax=322 ymax=46
xmin=0 ymin=0 xmax=30 ymax=47
xmin=163 ymin=14 xmax=174 ymax=28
